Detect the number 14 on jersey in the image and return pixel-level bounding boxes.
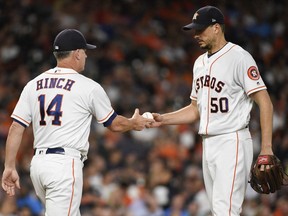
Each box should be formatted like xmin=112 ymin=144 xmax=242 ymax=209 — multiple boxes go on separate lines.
xmin=38 ymin=94 xmax=63 ymax=126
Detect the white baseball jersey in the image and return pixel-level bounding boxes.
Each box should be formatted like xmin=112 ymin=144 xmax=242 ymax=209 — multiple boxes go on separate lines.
xmin=12 ymin=67 xmax=116 ymax=155
xmin=190 ymin=42 xmax=266 ymax=135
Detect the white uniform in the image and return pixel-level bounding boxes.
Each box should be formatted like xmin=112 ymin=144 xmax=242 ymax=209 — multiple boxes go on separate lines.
xmin=190 ymin=42 xmax=266 ymax=215
xmin=12 ymin=67 xmax=116 ymax=215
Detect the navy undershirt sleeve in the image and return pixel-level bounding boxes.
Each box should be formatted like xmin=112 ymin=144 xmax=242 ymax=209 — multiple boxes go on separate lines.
xmin=12 ymin=118 xmax=28 ymax=128
xmin=103 ymin=112 xmax=117 ymax=127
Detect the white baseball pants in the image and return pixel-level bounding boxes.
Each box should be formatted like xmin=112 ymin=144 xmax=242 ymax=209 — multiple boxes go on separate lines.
xmin=30 ymin=151 xmax=84 ymax=216
xmin=202 ymin=128 xmax=253 ymax=216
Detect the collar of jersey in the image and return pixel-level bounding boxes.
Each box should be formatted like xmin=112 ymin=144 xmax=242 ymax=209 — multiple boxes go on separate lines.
xmin=207 ymin=42 xmax=230 ymax=58
xmin=48 ymin=67 xmax=79 ymax=74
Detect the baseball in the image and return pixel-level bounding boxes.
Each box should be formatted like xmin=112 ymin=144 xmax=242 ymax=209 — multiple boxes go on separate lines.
xmin=142 ymin=112 xmax=153 ymax=119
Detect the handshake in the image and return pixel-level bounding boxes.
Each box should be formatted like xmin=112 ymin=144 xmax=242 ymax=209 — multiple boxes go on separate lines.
xmin=141 ymin=111 xmax=154 ymax=120
xmin=130 ymin=109 xmax=162 ymax=131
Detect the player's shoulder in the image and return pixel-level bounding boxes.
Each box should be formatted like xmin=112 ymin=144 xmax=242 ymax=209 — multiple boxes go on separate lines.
xmin=68 ymin=71 xmax=104 ymax=92
xmin=75 ymin=73 xmax=102 ymax=88
xmin=27 ymin=68 xmax=101 ymax=91
xmin=229 ymin=42 xmax=253 ymax=59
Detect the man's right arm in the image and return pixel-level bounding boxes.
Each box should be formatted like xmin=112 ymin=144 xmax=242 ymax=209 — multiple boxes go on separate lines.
xmin=149 ymin=100 xmax=200 ymax=127
xmin=107 ymin=108 xmax=154 ymax=132
xmin=2 ymin=121 xmax=25 ymax=196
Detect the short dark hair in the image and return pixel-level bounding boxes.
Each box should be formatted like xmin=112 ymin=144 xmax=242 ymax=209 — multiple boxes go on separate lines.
xmin=53 ymin=50 xmax=72 ymax=60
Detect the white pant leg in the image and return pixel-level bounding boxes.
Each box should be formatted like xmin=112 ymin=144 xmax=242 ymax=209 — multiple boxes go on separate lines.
xmin=202 ymin=139 xmax=213 ymax=213
xmin=202 ymin=128 xmax=253 ymax=216
xmin=30 ymin=154 xmax=83 ymax=216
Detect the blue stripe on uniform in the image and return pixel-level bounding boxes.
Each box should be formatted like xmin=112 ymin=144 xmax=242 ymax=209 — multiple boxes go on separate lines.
xmin=12 ymin=118 xmax=28 ymax=128
xmin=103 ymin=112 xmax=117 ymax=127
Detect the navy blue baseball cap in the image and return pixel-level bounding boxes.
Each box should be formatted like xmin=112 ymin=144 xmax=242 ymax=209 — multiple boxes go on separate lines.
xmin=183 ymin=6 xmax=224 ymax=31
xmin=53 ymin=29 xmax=96 ymax=52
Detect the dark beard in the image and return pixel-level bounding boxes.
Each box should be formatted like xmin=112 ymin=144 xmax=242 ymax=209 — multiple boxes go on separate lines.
xmin=200 ymin=43 xmax=212 ymax=51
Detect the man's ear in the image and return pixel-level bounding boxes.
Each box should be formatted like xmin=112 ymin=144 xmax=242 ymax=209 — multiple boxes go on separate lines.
xmin=73 ymin=50 xmax=80 ymax=60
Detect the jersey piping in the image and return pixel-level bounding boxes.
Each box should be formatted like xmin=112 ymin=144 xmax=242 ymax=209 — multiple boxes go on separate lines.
xmin=98 ymin=109 xmax=115 ymax=123
xmin=205 ymin=45 xmax=236 ymax=135
xmin=67 ymin=159 xmax=75 ymax=216
xmin=246 ymin=86 xmax=266 ymax=95
xmin=11 ymin=114 xmax=30 ymax=127
xmin=229 ymin=131 xmax=239 ymax=216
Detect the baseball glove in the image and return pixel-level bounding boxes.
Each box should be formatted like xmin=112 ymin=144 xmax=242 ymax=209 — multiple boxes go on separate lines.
xmin=249 ymin=155 xmax=288 ymax=194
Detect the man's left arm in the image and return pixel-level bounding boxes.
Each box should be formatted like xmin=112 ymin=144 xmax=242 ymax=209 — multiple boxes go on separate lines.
xmin=249 ymin=90 xmax=288 ymax=194
xmin=250 ymin=89 xmax=274 ymax=155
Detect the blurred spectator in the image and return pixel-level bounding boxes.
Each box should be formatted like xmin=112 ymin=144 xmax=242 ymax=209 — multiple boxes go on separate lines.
xmin=0 ymin=196 xmax=17 ymax=215
xmin=183 ymin=165 xmax=210 ymax=216
xmin=16 ymin=185 xmax=43 ymax=216
xmin=164 ymin=193 xmax=189 ymax=216
xmin=273 ymin=196 xmax=288 ymax=216
xmin=1 ymin=0 xmax=288 ymax=215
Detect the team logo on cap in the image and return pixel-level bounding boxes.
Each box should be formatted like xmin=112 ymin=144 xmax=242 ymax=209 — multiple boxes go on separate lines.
xmin=247 ymin=66 xmax=260 ymax=80
xmin=192 ymin=12 xmax=199 ymax=21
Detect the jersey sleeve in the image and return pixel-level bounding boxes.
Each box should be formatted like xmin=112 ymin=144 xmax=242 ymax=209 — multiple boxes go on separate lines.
xmin=236 ymin=52 xmax=266 ymax=96
xmin=190 ymin=60 xmax=198 ymax=101
xmin=190 ymin=78 xmax=197 ymax=101
xmin=88 ymin=84 xmax=116 ymax=125
xmin=11 ymin=83 xmax=32 ymax=127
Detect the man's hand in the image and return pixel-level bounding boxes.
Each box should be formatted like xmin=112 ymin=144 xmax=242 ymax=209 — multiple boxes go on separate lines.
xmin=1 ymin=168 xmax=20 ymax=196
xmin=249 ymin=155 xmax=288 ymax=194
xmin=146 ymin=113 xmax=163 ymax=128
xmin=131 ymin=108 xmax=155 ymax=131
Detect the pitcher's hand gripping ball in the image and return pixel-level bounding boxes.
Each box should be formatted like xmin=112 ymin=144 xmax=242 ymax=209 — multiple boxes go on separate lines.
xmin=249 ymin=155 xmax=288 ymax=194
xmin=142 ymin=112 xmax=153 ymax=119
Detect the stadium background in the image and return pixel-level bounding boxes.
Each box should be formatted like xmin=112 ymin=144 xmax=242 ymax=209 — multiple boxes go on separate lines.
xmin=0 ymin=0 xmax=288 ymax=215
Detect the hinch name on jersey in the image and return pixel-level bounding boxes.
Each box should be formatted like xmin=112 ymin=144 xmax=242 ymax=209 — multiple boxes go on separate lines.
xmin=195 ymin=75 xmax=225 ymax=93
xmin=36 ymin=78 xmax=75 ymax=91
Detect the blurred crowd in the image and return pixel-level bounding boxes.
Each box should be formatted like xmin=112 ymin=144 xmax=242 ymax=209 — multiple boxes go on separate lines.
xmin=0 ymin=0 xmax=288 ymax=215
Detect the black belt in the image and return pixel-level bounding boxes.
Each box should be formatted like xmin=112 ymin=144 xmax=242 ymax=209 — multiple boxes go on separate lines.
xmin=34 ymin=147 xmax=65 ymax=155
xmin=34 ymin=147 xmax=86 ymax=161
